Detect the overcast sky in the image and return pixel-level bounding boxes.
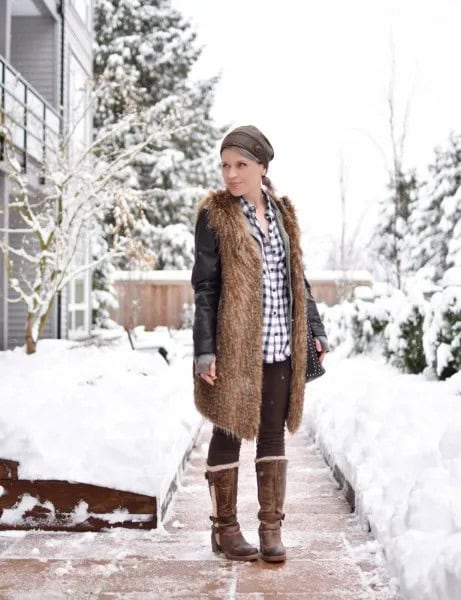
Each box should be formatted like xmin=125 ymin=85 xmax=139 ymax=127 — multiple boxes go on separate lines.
xmin=172 ymin=0 xmax=461 ymax=268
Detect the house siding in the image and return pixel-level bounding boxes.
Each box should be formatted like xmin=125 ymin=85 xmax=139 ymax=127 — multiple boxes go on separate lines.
xmin=4 ymin=196 xmax=27 ymax=349
xmin=10 ymin=17 xmax=59 ymax=108
xmin=2 ymin=1 xmax=94 ymax=350
xmin=4 ymin=186 xmax=57 ymax=349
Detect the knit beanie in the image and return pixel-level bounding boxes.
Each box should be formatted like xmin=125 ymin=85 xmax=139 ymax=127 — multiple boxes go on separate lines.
xmin=220 ymin=125 xmax=274 ymax=168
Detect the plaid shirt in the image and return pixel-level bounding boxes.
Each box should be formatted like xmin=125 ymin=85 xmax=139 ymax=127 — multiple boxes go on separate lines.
xmin=239 ymin=194 xmax=291 ymax=363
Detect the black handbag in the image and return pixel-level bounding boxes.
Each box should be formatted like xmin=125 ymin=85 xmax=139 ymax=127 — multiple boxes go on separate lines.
xmin=306 ymin=322 xmax=326 ymax=382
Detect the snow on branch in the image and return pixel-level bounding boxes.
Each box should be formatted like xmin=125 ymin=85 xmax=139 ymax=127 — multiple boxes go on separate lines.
xmin=0 ymin=98 xmax=180 ymax=354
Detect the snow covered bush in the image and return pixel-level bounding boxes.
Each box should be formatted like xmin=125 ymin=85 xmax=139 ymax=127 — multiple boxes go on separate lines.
xmin=323 ymin=296 xmax=390 ymax=356
xmin=368 ymin=295 xmax=391 ymax=339
xmin=324 ymin=283 xmax=461 ymax=379
xmin=424 ymin=284 xmax=461 ymax=380
xmin=322 ymin=302 xmax=351 ymax=350
xmin=383 ymin=291 xmax=428 ymax=374
xmin=349 ymin=300 xmax=377 ymax=354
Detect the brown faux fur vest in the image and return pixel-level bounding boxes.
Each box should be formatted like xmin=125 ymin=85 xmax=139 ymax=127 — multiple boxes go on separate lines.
xmin=193 ymin=189 xmax=308 ymax=440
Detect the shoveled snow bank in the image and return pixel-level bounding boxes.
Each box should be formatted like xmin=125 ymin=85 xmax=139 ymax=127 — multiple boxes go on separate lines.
xmin=305 ymin=351 xmax=461 ymax=600
xmin=0 ymin=328 xmax=201 ymax=502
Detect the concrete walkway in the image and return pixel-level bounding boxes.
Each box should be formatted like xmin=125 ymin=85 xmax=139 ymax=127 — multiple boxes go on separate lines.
xmin=0 ymin=424 xmax=399 ymax=599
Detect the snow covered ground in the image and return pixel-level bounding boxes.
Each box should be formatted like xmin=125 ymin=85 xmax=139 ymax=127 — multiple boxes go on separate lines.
xmin=305 ymin=349 xmax=461 ymax=600
xmin=2 ymin=327 xmax=461 ymax=599
xmin=0 ymin=327 xmax=201 ymax=504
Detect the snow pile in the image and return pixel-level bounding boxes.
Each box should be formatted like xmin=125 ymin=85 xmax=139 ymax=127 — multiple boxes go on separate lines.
xmin=305 ymin=352 xmax=461 ymax=600
xmin=0 ymin=329 xmax=200 ymax=501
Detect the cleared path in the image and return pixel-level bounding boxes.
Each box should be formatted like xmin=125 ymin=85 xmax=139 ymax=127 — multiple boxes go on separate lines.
xmin=0 ymin=424 xmax=399 ymax=599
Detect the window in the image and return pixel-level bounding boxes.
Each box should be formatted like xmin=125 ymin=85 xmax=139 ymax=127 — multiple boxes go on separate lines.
xmin=68 ymin=238 xmax=90 ymax=338
xmin=68 ymin=276 xmax=90 ymax=336
xmin=67 ymin=55 xmax=91 ymax=338
xmin=74 ymin=310 xmax=85 ymax=330
xmin=74 ymin=279 xmax=85 ymax=304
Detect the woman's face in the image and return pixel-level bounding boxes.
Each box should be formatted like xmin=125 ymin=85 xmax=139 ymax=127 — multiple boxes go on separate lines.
xmin=221 ymin=147 xmax=266 ymax=198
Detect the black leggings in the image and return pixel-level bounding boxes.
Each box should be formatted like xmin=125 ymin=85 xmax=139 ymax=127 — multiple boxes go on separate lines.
xmin=207 ymin=359 xmax=291 ymax=465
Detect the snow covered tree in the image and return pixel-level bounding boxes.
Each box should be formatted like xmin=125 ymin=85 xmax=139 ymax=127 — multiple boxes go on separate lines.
xmin=93 ymin=0 xmax=223 ymax=252
xmin=409 ymin=133 xmax=461 ymax=284
xmin=369 ymin=47 xmax=422 ymax=290
xmin=93 ymin=0 xmax=224 ymax=325
xmin=0 ymin=104 xmax=175 ymax=354
xmin=372 ymin=168 xmax=419 ymax=289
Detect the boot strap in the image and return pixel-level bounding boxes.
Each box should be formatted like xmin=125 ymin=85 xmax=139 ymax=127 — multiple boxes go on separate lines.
xmin=260 ymin=518 xmax=284 ymax=529
xmin=210 ymin=516 xmax=238 ymax=528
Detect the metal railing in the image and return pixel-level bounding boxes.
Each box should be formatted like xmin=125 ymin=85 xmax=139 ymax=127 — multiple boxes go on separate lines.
xmin=0 ymin=53 xmax=61 ymax=170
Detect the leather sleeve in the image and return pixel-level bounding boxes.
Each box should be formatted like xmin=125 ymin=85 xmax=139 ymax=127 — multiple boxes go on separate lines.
xmin=191 ymin=208 xmax=221 ymax=356
xmin=304 ymin=276 xmax=327 ymax=339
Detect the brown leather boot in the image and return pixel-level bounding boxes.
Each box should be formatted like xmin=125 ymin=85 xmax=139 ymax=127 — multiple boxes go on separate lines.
xmin=206 ymin=462 xmax=259 ymax=561
xmin=256 ymin=457 xmax=288 ymax=562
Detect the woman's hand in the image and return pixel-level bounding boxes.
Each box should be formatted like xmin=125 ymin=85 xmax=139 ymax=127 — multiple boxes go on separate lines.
xmin=200 ymin=358 xmax=217 ymax=386
xmin=194 ymin=354 xmax=217 ymax=386
xmin=314 ymin=337 xmax=329 ymax=365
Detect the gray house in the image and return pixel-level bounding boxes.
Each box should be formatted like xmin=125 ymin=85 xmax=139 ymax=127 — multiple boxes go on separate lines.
xmin=0 ymin=0 xmax=93 ymax=350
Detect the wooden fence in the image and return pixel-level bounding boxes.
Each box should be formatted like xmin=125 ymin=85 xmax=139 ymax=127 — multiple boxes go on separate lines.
xmin=110 ymin=270 xmax=372 ymax=330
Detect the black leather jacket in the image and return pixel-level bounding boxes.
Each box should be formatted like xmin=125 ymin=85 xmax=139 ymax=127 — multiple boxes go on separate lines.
xmin=191 ymin=208 xmax=327 ymax=357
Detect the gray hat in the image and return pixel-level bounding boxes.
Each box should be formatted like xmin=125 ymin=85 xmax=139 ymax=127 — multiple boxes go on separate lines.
xmin=220 ymin=125 xmax=274 ymax=168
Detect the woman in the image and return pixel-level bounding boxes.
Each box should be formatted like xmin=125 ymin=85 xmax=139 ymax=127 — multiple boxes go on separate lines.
xmin=191 ymin=125 xmax=329 ymax=562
